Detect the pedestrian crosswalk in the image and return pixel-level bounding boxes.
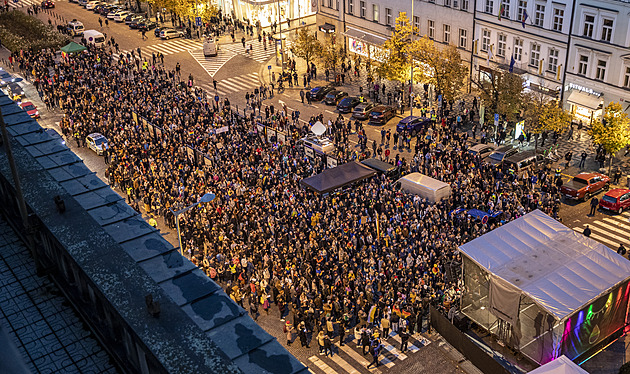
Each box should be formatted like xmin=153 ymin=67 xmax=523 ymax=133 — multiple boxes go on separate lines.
xmin=199 ymin=72 xmax=261 ymax=98
xmin=571 ymin=211 xmax=630 ymax=250
xmin=112 ymin=39 xmax=203 ymax=60
xmin=222 ymin=40 xmax=292 ymax=64
xmin=188 ymin=48 xmax=236 ymax=78
xmin=7 ymin=0 xmax=38 ymax=9
xmin=307 ymin=331 xmax=431 ymax=374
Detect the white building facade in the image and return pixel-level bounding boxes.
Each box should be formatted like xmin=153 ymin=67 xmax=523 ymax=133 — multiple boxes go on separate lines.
xmin=317 ymin=0 xmax=630 ymax=122
xmin=316 ymin=0 xmax=475 ymax=68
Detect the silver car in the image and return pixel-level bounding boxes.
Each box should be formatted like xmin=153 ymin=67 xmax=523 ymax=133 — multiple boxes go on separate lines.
xmin=86 ymin=133 xmax=108 ymax=155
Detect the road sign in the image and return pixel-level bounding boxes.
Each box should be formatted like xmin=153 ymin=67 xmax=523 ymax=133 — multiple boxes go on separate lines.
xmin=494 ymin=113 xmax=499 ymax=127
xmin=268 ymin=65 xmax=272 ymax=70
xmin=195 ymin=17 xmax=202 ymax=27
xmin=437 ymin=94 xmax=442 ymax=107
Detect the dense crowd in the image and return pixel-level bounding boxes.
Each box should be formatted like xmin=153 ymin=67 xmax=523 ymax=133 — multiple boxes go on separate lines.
xmin=12 ymin=42 xmax=562 ymax=354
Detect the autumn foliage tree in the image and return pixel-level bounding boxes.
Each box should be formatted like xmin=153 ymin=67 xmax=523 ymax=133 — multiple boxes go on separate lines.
xmin=291 ymin=28 xmax=321 ymax=70
xmin=589 ymin=102 xmax=630 ymax=172
xmin=474 ymin=71 xmax=525 ymax=123
xmin=376 ymin=13 xmax=413 ymax=92
xmin=410 ymin=36 xmax=467 ymax=102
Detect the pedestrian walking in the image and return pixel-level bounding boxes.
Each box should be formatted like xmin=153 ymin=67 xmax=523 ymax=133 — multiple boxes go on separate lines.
xmin=589 ymin=197 xmax=599 ymax=216
xmin=400 ymin=328 xmax=409 ymax=352
xmin=367 ymin=339 xmax=381 ymax=369
xmin=579 ymin=151 xmax=587 ymax=168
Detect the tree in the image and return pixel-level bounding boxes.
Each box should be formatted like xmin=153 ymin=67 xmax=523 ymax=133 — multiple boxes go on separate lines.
xmin=376 ymin=13 xmax=413 ymax=95
xmin=318 ymin=33 xmax=345 ymax=83
xmin=291 ymin=28 xmax=321 ymax=71
xmin=589 ymin=102 xmax=630 ymax=172
xmin=473 ymin=70 xmax=524 ymax=124
xmin=410 ymin=36 xmax=468 ymax=102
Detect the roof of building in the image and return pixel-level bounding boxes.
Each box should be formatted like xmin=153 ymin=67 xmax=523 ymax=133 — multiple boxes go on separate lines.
xmin=0 ymin=92 xmax=307 ymax=374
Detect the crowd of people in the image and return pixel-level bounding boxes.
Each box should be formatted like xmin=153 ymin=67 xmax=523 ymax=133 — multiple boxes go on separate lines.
xmin=11 ymin=41 xmax=563 ymax=360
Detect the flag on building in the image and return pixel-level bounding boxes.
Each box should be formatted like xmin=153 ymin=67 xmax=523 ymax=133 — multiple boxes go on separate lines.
xmin=498 ymin=4 xmax=505 ymax=20
xmin=522 ymin=10 xmax=529 ymax=28
xmin=487 ymin=44 xmax=494 ymax=66
xmin=509 ymin=55 xmax=515 ymax=73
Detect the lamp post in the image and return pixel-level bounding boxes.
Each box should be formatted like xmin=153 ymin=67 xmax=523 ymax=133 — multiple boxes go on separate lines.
xmin=170 ymin=192 xmax=215 ymax=256
xmin=409 ymin=0 xmax=415 ymax=117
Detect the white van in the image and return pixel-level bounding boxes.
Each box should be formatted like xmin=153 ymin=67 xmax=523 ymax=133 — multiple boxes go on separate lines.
xmin=203 ymin=37 xmax=218 ymax=57
xmin=396 ymin=172 xmax=451 ymax=203
xmin=83 ymin=30 xmax=106 ymax=47
xmin=67 ymin=19 xmax=84 ymax=36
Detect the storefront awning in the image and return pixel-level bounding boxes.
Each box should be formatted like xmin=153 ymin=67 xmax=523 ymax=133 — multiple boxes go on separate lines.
xmin=319 ymin=23 xmax=335 ymax=33
xmin=566 ymin=90 xmax=602 ymax=111
xmin=343 ymin=27 xmax=388 ymax=46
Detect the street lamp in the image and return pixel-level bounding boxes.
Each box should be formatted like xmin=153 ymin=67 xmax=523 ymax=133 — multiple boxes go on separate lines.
xmin=169 ymin=192 xmax=215 ymax=256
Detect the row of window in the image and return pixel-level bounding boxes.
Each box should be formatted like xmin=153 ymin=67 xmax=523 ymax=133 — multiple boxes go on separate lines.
xmin=483 ymin=0 xmax=616 ymax=42
xmin=481 ymin=29 xmax=559 ymax=72
xmin=323 ymin=0 xmax=469 ymax=25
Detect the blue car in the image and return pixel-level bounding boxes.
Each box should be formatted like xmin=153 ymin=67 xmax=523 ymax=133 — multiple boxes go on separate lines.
xmin=396 ymin=116 xmax=431 ymax=135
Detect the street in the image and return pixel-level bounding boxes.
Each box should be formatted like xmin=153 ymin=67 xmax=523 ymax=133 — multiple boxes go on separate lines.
xmin=3 ymin=2 xmax=630 ymax=373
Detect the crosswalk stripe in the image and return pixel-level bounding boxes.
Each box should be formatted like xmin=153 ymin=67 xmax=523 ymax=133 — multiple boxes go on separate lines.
xmin=308 ymin=356 xmax=337 ymax=374
xmin=594 ymin=219 xmax=630 ymax=237
xmin=337 ymin=342 xmax=381 ymax=372
xmin=572 ymin=226 xmax=618 ymax=248
xmin=189 ymin=49 xmax=236 ymax=77
xmin=388 ymin=332 xmax=420 ymax=352
xmin=329 ymin=351 xmax=361 ymax=373
xmin=382 ymin=342 xmax=407 ymax=360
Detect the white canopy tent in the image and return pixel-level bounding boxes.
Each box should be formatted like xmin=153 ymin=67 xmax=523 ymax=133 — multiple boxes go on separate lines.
xmin=459 ymin=210 xmax=630 ymax=365
xmin=527 ymin=355 xmax=589 ymax=374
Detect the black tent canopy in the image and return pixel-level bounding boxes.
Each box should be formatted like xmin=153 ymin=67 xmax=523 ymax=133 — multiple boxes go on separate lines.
xmin=300 ymin=161 xmax=376 ymax=194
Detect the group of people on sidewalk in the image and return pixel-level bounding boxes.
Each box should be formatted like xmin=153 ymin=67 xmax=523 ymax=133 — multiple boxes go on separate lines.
xmin=11 ymin=41 xmax=565 ymax=361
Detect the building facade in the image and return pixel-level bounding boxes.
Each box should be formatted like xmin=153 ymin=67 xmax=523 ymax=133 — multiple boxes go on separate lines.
xmin=316 ymin=0 xmax=475 ymax=75
xmin=317 ymin=0 xmax=630 ymax=122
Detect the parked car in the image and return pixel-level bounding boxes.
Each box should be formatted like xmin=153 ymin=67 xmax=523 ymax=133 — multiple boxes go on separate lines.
xmin=41 ymin=0 xmax=55 ymax=8
xmin=396 ymin=116 xmax=431 ymax=135
xmin=368 ymin=105 xmax=396 ymax=125
xmin=351 ymin=102 xmax=375 ymax=120
xmin=301 ymin=135 xmax=335 ymax=155
xmin=309 ymin=86 xmax=334 ymax=101
xmin=467 ymin=144 xmax=497 ymax=159
xmin=106 ymin=8 xmax=121 ymax=19
xmin=86 ymin=133 xmax=109 ymax=155
xmin=85 ymin=1 xmax=100 ymax=10
xmin=599 ymin=189 xmax=630 ymax=213
xmin=129 ymin=17 xmax=146 ymax=29
xmin=20 ymin=101 xmax=39 ymax=119
xmin=503 ymin=150 xmax=544 ymax=174
xmin=7 ymin=82 xmax=24 ymax=99
xmin=336 ymin=96 xmax=361 ymax=113
xmin=137 ymin=20 xmax=157 ymax=31
xmin=113 ymin=11 xmax=130 ymax=22
xmin=160 ymin=28 xmax=184 ymax=39
xmin=561 ymin=172 xmax=610 ymax=201
xmin=93 ymin=4 xmax=107 ymax=13
xmin=124 ymin=13 xmax=138 ymax=23
xmin=483 ymin=145 xmax=518 ymax=166
xmin=323 ymin=90 xmax=348 ymax=106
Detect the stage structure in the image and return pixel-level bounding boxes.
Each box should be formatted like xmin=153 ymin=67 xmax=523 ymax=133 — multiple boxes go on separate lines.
xmin=459 ymin=210 xmax=630 ymax=365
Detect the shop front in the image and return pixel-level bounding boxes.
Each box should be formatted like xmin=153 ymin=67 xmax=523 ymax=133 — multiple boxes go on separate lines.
xmin=344 ymin=27 xmax=387 ymax=63
xmin=563 ymin=83 xmax=603 ymax=126
xmin=235 ymin=0 xmax=315 ymax=27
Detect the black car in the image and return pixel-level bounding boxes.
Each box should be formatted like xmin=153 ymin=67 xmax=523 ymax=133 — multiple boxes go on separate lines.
xmin=351 ymin=102 xmax=375 ymax=120
xmin=41 ymin=0 xmax=54 ymax=8
xmin=99 ymin=5 xmax=117 ymax=15
xmin=368 ymin=105 xmax=396 ymax=125
xmin=337 ymin=96 xmax=361 ymax=113
xmin=323 ymin=90 xmax=348 ymax=106
xmin=396 ymin=116 xmax=431 ymax=135
xmin=137 ymin=20 xmax=157 ymax=31
xmin=483 ymin=145 xmax=519 ymax=166
xmin=93 ymin=4 xmax=106 ymax=12
xmin=309 ymin=86 xmax=334 ymax=101
xmin=129 ymin=18 xmax=146 ymax=29
xmin=124 ymin=14 xmax=141 ymax=24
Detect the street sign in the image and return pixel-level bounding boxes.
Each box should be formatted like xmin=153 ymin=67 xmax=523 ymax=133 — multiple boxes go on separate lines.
xmin=437 ymin=94 xmax=442 ymax=107
xmin=195 ymin=17 xmax=202 ymax=27
xmin=494 ymin=113 xmax=499 ymax=127
xmin=268 ymin=65 xmax=272 ymax=70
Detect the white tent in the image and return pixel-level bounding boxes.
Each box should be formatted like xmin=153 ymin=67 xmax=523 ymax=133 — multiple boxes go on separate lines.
xmin=459 ymin=210 xmax=630 ymax=364
xmin=528 ymin=355 xmax=589 ymax=374
xmin=397 ymin=172 xmax=451 ymax=203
